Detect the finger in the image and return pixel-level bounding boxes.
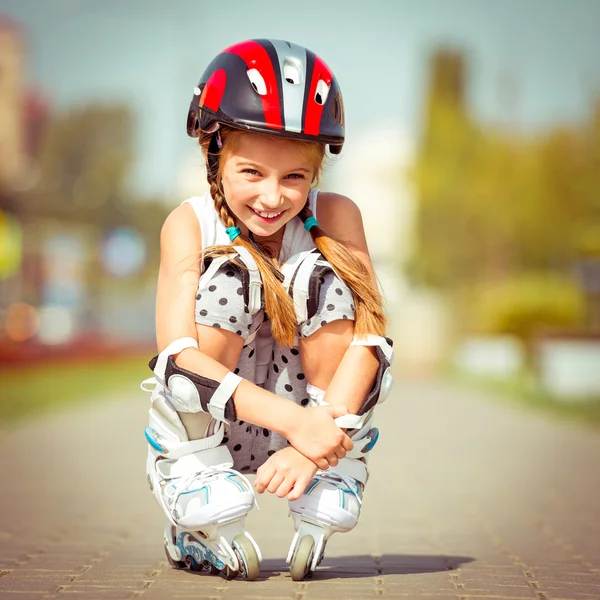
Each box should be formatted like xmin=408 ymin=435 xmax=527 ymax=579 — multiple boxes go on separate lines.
xmin=275 ymin=477 xmax=294 ymax=499
xmin=326 ymin=454 xmax=339 ymax=467
xmin=266 ymin=472 xmax=285 ymax=495
xmin=325 ymin=404 xmax=349 ymax=419
xmin=334 ymin=448 xmax=346 ymax=460
xmin=341 ymin=434 xmax=354 ymax=452
xmin=315 ymin=457 xmax=329 ymax=471
xmin=288 ymin=476 xmax=311 ymax=501
xmin=254 ymin=463 xmax=275 ymax=494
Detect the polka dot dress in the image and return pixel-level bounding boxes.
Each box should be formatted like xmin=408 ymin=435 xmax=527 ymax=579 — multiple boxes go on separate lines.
xmin=194 ymin=258 xmax=355 ymax=474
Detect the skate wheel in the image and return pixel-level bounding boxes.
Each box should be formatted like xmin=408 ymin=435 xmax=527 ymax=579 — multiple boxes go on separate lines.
xmin=290 ymin=535 xmax=315 ymax=581
xmin=208 ymin=564 xmax=221 ymax=575
xmin=164 ymin=546 xmax=186 ymax=570
xmin=232 ymin=534 xmax=260 ymax=581
xmin=184 ymin=554 xmax=204 ymax=572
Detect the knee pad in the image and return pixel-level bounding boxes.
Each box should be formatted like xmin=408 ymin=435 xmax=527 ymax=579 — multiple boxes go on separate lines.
xmin=200 ymin=246 xmax=263 ymax=324
xmin=350 ymin=334 xmax=394 ymax=414
xmin=305 ymin=332 xmax=393 ymax=418
xmin=281 ymin=249 xmax=345 ymax=325
xmin=147 ymin=337 xmax=242 ymax=423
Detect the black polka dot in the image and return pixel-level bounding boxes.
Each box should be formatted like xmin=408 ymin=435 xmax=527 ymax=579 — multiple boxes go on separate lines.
xmin=226 ymin=270 xmax=235 ymax=278
xmin=284 ymin=384 xmax=293 ymax=392
xmin=263 ymin=312 xmax=268 ymax=322
xmin=237 ymin=287 xmax=243 ymax=295
xmin=236 ymin=330 xmax=242 ymax=336
xmin=297 ymin=373 xmax=305 ymax=380
xmin=229 ymin=316 xmax=237 ymax=323
xmin=342 ymin=314 xmax=348 ymax=320
xmin=267 ymin=450 xmax=276 ymax=456
xmin=262 ymin=428 xmax=270 ymax=437
xmin=196 ymin=293 xmax=202 ymax=300
xmin=335 ymin=288 xmax=343 ymax=295
xmin=273 ymin=364 xmax=279 ymax=373
xmin=250 ymin=455 xmax=255 ymax=461
xmin=321 ymin=320 xmax=327 ymax=326
xmin=213 ymin=323 xmax=221 ymax=328
xmin=208 ymin=285 xmax=217 ymax=292
xmin=233 ymin=444 xmax=242 ymax=451
xmin=305 ymin=319 xmax=311 ymax=327
xmin=301 ymin=398 xmax=309 ymax=406
xmin=219 ymin=298 xmax=228 ymax=306
xmin=350 ymin=304 xmax=355 ymax=311
xmin=234 ymin=368 xmax=239 ymax=374
xmin=241 ymin=465 xmax=250 ymax=472
xmin=199 ymin=309 xmax=208 ymax=317
xmin=238 ymin=420 xmax=245 ymax=425
xmin=327 ymin=304 xmax=335 ymax=311
xmin=290 ymin=348 xmax=299 ymax=356
xmin=222 ymin=436 xmax=229 ymax=444
xmin=271 ymin=351 xmax=275 ymax=360
xmin=244 ymin=306 xmax=249 ymax=314
xmin=281 ymin=355 xmax=288 ymax=364
xmin=248 ymin=348 xmax=255 ymax=358
xmin=247 ymin=324 xmax=252 ymax=330
xmin=246 ymin=425 xmax=252 ymax=433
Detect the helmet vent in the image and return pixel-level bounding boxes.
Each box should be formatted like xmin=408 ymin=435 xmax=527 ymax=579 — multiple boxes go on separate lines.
xmin=247 ymin=69 xmax=267 ymax=95
xmin=283 ymin=59 xmax=302 ymax=85
xmin=315 ymin=79 xmax=330 ymax=105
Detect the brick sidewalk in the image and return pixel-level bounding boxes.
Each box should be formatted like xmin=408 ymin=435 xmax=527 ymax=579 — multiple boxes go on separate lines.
xmin=1 ymin=379 xmax=599 ymax=599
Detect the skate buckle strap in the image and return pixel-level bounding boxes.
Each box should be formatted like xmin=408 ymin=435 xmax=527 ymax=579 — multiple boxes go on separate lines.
xmin=209 ymin=372 xmax=243 ymax=422
xmin=165 ymin=463 xmax=259 ymax=526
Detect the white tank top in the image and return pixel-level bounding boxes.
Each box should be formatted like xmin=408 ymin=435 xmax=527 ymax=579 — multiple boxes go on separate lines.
xmin=181 ymin=188 xmax=320 ymax=384
xmin=182 ymin=187 xmax=319 ymax=262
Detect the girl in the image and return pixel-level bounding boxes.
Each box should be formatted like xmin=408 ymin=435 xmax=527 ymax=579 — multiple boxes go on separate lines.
xmin=142 ymin=38 xmax=394 ymax=581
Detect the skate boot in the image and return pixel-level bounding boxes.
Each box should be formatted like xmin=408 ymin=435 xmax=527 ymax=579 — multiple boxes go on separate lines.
xmin=141 ymin=338 xmax=262 ymax=580
xmin=286 ymin=409 xmax=378 ymax=580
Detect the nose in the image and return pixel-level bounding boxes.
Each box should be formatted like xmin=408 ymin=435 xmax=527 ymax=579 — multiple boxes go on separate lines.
xmin=257 ymin=178 xmax=283 ymax=210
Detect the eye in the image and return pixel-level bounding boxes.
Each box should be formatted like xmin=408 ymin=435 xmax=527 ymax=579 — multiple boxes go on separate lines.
xmin=247 ymin=69 xmax=267 ymax=95
xmin=285 ymin=173 xmax=306 ymax=180
xmin=314 ymin=79 xmax=330 ymax=105
xmin=283 ymin=59 xmax=302 ymax=85
xmin=242 ymin=168 xmax=260 ymax=176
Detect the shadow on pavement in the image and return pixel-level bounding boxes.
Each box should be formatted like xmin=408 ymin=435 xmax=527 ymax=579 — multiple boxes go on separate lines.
xmin=176 ymin=554 xmax=474 ymax=581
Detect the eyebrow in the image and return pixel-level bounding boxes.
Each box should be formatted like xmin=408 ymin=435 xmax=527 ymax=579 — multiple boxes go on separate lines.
xmin=236 ymin=161 xmax=312 ymax=173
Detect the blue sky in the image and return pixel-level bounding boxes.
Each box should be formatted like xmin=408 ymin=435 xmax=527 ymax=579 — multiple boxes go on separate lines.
xmin=3 ymin=0 xmax=600 ymax=197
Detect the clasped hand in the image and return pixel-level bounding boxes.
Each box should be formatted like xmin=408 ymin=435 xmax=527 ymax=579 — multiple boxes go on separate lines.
xmin=254 ymin=405 xmax=353 ymax=501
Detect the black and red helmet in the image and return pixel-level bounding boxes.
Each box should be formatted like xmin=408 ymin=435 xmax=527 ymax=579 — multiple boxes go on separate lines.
xmin=186 ymin=39 xmax=345 ymax=154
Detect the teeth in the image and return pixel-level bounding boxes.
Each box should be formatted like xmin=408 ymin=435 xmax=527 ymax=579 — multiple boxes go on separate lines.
xmin=254 ymin=209 xmax=282 ymax=218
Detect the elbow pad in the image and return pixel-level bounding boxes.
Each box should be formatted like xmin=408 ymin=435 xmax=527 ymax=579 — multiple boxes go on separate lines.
xmin=148 ymin=337 xmax=242 ymax=423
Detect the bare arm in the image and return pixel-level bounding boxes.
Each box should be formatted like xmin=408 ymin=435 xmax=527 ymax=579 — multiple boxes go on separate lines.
xmin=314 ymin=193 xmax=382 ymax=414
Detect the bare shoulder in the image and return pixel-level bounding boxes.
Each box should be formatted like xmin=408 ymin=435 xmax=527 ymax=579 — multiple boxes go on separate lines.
xmin=159 ymin=203 xmax=202 ymax=274
xmin=161 ymin=203 xmax=202 ymax=251
xmin=316 ymin=191 xmax=365 ymax=242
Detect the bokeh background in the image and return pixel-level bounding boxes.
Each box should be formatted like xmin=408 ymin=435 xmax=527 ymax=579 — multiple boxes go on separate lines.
xmin=1 ymin=0 xmax=599 ymax=425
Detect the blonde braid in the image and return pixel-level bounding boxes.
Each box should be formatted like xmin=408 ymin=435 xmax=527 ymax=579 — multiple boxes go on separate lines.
xmin=203 ymin=175 xmax=298 ymax=346
xmin=298 ymin=203 xmax=387 ymax=337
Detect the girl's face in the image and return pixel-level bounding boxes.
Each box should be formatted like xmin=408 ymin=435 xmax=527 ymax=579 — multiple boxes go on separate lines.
xmin=220 ymin=132 xmax=317 ymax=240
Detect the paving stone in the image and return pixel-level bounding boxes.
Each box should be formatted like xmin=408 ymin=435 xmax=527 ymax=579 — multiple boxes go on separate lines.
xmin=0 ymin=381 xmax=599 ymax=598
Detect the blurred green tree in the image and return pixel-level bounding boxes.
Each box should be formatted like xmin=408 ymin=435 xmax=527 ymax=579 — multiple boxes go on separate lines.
xmin=411 ymin=48 xmax=598 ymax=338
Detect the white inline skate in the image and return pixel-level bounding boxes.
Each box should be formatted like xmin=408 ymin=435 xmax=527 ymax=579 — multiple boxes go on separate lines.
xmin=286 ymin=409 xmax=378 ymax=580
xmin=286 ymin=331 xmax=394 ymax=581
xmin=141 ymin=338 xmax=262 ymax=580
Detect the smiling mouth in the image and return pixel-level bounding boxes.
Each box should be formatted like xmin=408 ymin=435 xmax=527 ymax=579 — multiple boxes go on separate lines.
xmin=250 ymin=207 xmax=285 ymax=221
